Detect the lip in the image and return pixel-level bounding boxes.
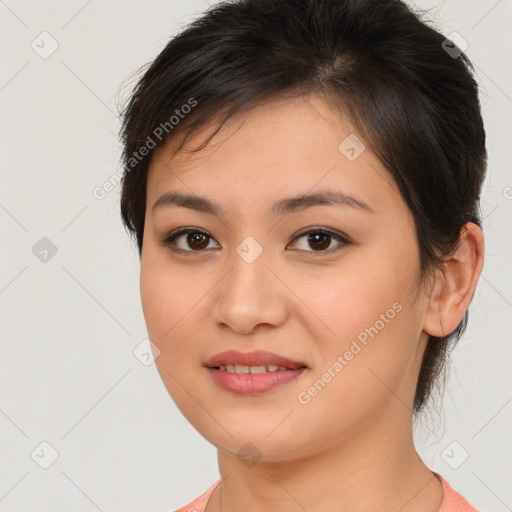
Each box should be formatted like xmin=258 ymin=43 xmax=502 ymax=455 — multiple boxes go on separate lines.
xmin=207 ymin=367 xmax=307 ymax=394
xmin=204 ymin=349 xmax=308 ymax=395
xmin=204 ymin=349 xmax=308 ymax=369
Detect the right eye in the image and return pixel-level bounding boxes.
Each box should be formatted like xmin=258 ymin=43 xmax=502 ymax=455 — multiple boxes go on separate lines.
xmin=160 ymin=227 xmax=220 ymax=253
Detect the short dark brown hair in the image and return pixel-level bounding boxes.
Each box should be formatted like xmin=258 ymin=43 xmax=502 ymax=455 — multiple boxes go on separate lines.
xmin=118 ymin=0 xmax=487 ymax=414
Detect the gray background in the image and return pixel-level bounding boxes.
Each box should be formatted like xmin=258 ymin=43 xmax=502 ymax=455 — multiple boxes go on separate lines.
xmin=0 ymin=0 xmax=510 ymax=511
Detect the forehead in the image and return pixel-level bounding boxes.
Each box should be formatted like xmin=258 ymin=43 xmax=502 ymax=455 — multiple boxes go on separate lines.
xmin=146 ymin=94 xmax=398 ymax=216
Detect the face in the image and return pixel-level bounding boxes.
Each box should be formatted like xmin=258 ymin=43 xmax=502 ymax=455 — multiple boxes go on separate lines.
xmin=140 ymin=94 xmax=430 ymax=462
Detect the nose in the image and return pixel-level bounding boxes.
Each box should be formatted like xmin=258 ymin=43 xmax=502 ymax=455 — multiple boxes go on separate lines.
xmin=211 ymin=248 xmax=289 ymax=335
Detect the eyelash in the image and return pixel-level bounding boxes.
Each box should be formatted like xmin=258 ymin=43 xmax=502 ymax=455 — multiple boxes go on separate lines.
xmin=160 ymin=226 xmax=351 ymax=255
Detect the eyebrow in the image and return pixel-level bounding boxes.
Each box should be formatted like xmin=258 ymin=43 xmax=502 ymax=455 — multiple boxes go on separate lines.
xmin=151 ymin=189 xmax=375 ymax=218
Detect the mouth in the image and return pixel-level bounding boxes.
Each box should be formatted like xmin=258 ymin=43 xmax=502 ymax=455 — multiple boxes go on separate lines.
xmin=213 ymin=364 xmax=301 ymax=373
xmin=204 ymin=349 xmax=308 ymax=395
xmin=204 ymin=349 xmax=308 ymax=370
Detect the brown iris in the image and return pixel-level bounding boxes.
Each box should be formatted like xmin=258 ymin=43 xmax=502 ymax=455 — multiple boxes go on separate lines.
xmin=187 ymin=232 xmax=210 ymax=250
xmin=307 ymin=232 xmax=331 ymax=251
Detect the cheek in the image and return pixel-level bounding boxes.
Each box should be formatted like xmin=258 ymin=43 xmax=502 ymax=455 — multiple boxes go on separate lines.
xmin=306 ymin=255 xmax=417 ymax=351
xmin=324 ymin=268 xmax=422 ymax=393
xmin=140 ymin=256 xmax=212 ymax=423
xmin=301 ymin=242 xmax=424 ymax=396
xmin=290 ymin=282 xmax=421 ymax=450
xmin=140 ymin=248 xmax=198 ymax=336
xmin=139 ymin=253 xmax=199 ymax=366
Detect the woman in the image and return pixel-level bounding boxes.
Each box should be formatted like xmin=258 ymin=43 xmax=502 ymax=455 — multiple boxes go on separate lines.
xmin=118 ymin=0 xmax=486 ymax=510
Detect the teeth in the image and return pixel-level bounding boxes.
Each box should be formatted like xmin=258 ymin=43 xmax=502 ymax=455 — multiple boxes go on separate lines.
xmin=217 ymin=364 xmax=290 ymax=374
xmin=249 ymin=365 xmax=267 ymax=374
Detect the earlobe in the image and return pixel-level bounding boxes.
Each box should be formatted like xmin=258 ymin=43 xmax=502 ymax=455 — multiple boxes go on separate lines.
xmin=423 ymin=222 xmax=485 ymax=338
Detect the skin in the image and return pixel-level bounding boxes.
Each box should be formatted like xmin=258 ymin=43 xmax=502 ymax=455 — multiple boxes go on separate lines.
xmin=139 ymin=93 xmax=484 ymax=512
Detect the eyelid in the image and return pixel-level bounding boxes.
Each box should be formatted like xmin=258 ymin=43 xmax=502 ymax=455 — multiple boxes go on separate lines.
xmin=160 ymin=226 xmax=351 ymax=254
xmin=291 ymin=226 xmax=350 ymax=243
xmin=160 ymin=226 xmax=217 ymax=252
xmin=288 ymin=226 xmax=350 ymax=254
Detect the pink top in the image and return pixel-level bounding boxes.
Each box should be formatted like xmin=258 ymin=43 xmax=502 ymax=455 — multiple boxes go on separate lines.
xmin=174 ymin=474 xmax=482 ymax=512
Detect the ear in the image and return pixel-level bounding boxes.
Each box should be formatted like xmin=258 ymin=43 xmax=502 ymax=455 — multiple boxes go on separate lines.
xmin=423 ymin=222 xmax=485 ymax=337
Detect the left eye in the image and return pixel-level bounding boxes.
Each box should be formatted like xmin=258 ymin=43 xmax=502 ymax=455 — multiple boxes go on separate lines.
xmin=289 ymin=228 xmax=350 ymax=253
xmin=161 ymin=227 xmax=350 ymax=254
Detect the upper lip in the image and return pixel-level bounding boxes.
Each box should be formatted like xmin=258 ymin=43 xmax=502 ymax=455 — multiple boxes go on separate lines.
xmin=204 ymin=349 xmax=308 ymax=369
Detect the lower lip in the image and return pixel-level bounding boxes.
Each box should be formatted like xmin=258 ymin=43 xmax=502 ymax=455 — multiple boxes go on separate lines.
xmin=207 ymin=367 xmax=307 ymax=394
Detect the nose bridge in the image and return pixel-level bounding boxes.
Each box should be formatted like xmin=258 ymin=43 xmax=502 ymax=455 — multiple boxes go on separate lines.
xmin=212 ymin=234 xmax=286 ymax=332
xmin=226 ymin=234 xmax=271 ymax=303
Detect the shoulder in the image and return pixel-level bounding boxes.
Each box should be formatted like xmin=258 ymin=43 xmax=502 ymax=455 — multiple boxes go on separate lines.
xmin=437 ymin=475 xmax=484 ymax=512
xmin=173 ymin=475 xmax=484 ymax=512
xmin=172 ymin=479 xmax=222 ymax=512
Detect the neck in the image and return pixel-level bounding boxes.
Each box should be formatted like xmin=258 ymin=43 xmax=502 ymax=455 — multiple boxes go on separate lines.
xmin=206 ymin=408 xmax=444 ymax=512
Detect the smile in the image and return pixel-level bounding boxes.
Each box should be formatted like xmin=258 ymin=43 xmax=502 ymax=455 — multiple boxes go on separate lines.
xmin=207 ymin=366 xmax=307 ymax=394
xmin=216 ymin=364 xmax=295 ymax=373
